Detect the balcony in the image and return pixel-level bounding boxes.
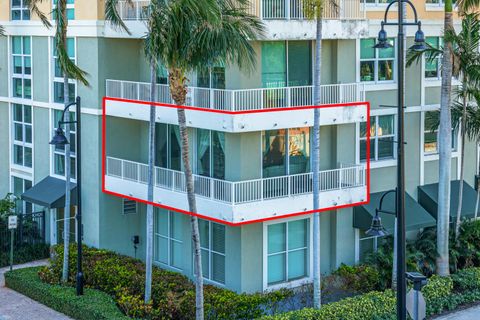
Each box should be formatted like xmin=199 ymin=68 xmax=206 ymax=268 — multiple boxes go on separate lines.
xmin=105 ymin=79 xmax=368 ymax=132
xmin=107 ymin=0 xmax=367 ymax=39
xmin=105 ymin=157 xmax=368 ymax=224
xmin=115 ymin=0 xmax=365 ymax=21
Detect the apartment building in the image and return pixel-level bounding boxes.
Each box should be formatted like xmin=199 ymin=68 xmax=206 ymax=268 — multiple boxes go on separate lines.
xmin=0 ymin=0 xmax=476 ymax=293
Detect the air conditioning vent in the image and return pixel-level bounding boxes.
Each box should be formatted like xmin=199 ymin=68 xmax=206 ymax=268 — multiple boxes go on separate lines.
xmin=123 ymin=199 xmax=137 ymax=215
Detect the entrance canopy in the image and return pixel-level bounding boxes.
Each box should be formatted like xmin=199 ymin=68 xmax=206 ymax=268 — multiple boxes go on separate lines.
xmin=21 ymin=176 xmax=77 ymax=209
xmin=418 ymin=180 xmax=479 ymax=220
xmin=353 ymin=191 xmax=435 ymax=233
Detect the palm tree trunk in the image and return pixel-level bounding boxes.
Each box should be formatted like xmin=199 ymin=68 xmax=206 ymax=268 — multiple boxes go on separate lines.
xmin=455 ymin=88 xmax=467 ymax=240
xmin=170 ymin=68 xmax=204 ymax=320
xmin=62 ymin=71 xmax=71 ymax=283
xmin=436 ymin=6 xmax=454 ymax=277
xmin=145 ymin=61 xmax=157 ymax=303
xmin=312 ymin=13 xmax=322 ymax=310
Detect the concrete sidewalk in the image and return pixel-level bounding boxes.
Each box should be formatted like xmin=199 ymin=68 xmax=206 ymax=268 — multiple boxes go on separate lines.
xmin=0 ymin=260 xmax=72 ymax=320
xmin=434 ymin=304 xmax=480 ymax=320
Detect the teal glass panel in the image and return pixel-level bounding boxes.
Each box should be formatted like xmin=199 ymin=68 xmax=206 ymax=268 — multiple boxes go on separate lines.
xmin=14 ymin=123 xmax=22 ymax=141
xmin=25 ymin=125 xmax=32 ymax=143
xmin=67 ymin=9 xmax=75 ymax=20
xmin=23 ymin=37 xmax=31 ymax=54
xmin=360 ymin=61 xmax=374 ymax=82
xmin=212 ymin=253 xmax=225 ymax=283
xmin=169 ymin=125 xmax=181 ymax=171
xmin=155 ymin=236 xmax=168 ymax=264
xmin=54 ymin=153 xmax=65 ymax=175
xmin=170 ymin=212 xmax=183 ymax=240
xmin=211 ymin=223 xmax=225 ymax=254
xmin=378 ymin=115 xmax=394 ymax=136
xmin=288 ymin=219 xmax=307 ymax=250
xmin=171 ymin=240 xmax=182 ymax=269
xmin=199 ymin=220 xmax=210 ymax=249
xmin=287 ymin=41 xmax=312 ymax=86
xmin=155 ymin=123 xmax=168 ymax=168
xmin=155 ymin=209 xmax=168 ymax=236
xmin=13 ymin=145 xmax=23 ymax=165
xmin=378 ymin=60 xmax=394 ymax=81
xmin=201 ymin=249 xmax=209 ymax=278
xmin=268 ymin=223 xmax=286 ymax=254
xmin=268 ymin=254 xmax=286 ymax=284
xmin=24 ymin=57 xmax=31 ymax=75
xmin=288 ymin=249 xmax=307 ymax=280
xmin=262 ymin=42 xmax=286 ymax=88
xmin=13 ymin=57 xmax=22 ymax=74
xmin=12 ymin=37 xmax=22 ymax=54
xmin=24 ymin=79 xmax=31 ymax=98
xmin=212 ymin=131 xmax=225 ymax=179
xmin=360 ymin=39 xmax=375 ymax=59
xmin=360 ymin=139 xmax=375 ymax=161
xmin=13 ymin=104 xmax=22 ymax=122
xmin=378 ymin=39 xmax=395 ymax=58
xmin=13 ymin=78 xmax=22 ymax=98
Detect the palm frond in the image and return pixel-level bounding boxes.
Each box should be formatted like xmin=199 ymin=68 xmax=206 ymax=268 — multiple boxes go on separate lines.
xmin=25 ymin=0 xmax=52 ymax=28
xmin=406 ymin=43 xmax=442 ymax=67
xmin=105 ymin=0 xmax=134 ymax=35
xmin=457 ymin=0 xmax=480 ymax=13
xmin=0 ymin=25 xmax=5 ymax=36
xmin=54 ymin=0 xmax=89 ymax=86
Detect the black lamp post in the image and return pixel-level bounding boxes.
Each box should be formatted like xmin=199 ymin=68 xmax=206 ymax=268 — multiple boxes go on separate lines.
xmin=50 ymin=96 xmax=83 ymax=296
xmin=369 ymin=2 xmax=426 ymax=319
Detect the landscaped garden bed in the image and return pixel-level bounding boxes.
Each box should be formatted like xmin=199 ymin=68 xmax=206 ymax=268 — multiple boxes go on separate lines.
xmin=6 ymin=219 xmax=480 ymax=319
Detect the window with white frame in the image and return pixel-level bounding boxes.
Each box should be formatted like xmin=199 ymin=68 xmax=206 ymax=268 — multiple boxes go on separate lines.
xmin=425 ymin=37 xmax=443 ymax=80
xmin=267 ymin=218 xmax=309 ymax=286
xmin=12 ymin=104 xmax=32 ymax=168
xmin=52 ymin=37 xmax=76 ymax=104
xmin=426 ymin=0 xmax=456 ymax=5
xmin=52 ymin=110 xmax=76 ymax=178
xmin=424 ymin=111 xmax=456 ymax=154
xmin=198 ymin=219 xmax=225 ymax=284
xmin=154 ymin=209 xmax=183 ymax=269
xmin=358 ymin=229 xmax=381 ymax=262
xmin=52 ymin=0 xmax=75 ymax=20
xmin=12 ymin=36 xmax=32 ymax=99
xmin=360 ymin=115 xmax=395 ymax=162
xmin=11 ymin=176 xmax=32 ymax=215
xmin=360 ymin=38 xmax=395 ymax=83
xmin=11 ymin=0 xmax=30 ymax=20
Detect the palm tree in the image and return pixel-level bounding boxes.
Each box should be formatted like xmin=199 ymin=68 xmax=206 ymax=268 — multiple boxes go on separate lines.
xmin=28 ymin=0 xmax=89 ymax=283
xmin=437 ymin=0 xmax=454 ymax=277
xmin=408 ymin=13 xmax=480 ymax=241
xmin=105 ymin=0 xmax=264 ymax=317
xmin=0 ymin=26 xmax=5 ymax=36
xmin=301 ymin=0 xmax=336 ymax=308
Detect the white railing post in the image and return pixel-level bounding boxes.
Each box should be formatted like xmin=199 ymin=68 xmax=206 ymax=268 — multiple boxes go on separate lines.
xmin=136 ymin=82 xmax=140 ymax=101
xmin=231 ymin=182 xmax=235 ymax=204
xmin=210 ymin=178 xmax=214 ymax=199
xmin=286 ymin=0 xmax=291 ymax=19
xmin=287 ymin=87 xmax=292 ymax=107
xmin=121 ymin=81 xmax=125 ymax=99
xmin=339 ymin=84 xmax=344 ymax=103
xmin=231 ymin=90 xmax=236 ymax=111
xmin=339 ymin=167 xmax=343 ymax=189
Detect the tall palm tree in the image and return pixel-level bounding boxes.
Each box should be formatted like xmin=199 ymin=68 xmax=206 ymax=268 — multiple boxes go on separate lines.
xmin=437 ymin=0 xmax=454 ymax=277
xmin=105 ymin=0 xmax=264 ymax=317
xmin=28 ymin=0 xmax=89 ymax=283
xmin=408 ymin=13 xmax=480 ymax=240
xmin=301 ymin=0 xmax=336 ymax=309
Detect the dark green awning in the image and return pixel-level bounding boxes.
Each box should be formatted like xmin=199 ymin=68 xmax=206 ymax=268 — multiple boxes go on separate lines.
xmin=418 ymin=180 xmax=479 ymax=220
xmin=21 ymin=176 xmax=77 ymax=209
xmin=353 ymin=191 xmax=436 ymax=232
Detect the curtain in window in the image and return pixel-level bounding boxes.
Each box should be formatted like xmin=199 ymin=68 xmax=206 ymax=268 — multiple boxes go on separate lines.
xmin=155 ymin=123 xmax=168 ymax=168
xmin=263 ymin=130 xmax=286 ymax=178
xmin=197 ymin=129 xmax=211 ymax=176
xmin=212 ymin=131 xmax=225 ymax=179
xmin=262 ymin=42 xmax=286 ymax=88
xmin=170 ymin=126 xmax=182 ymax=171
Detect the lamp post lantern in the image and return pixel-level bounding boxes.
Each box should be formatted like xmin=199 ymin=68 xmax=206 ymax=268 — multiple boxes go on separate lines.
xmin=50 ymin=96 xmax=83 ymax=296
xmin=367 ymin=2 xmax=426 ymax=319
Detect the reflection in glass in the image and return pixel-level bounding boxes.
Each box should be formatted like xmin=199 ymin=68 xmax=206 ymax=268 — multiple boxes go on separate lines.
xmin=263 ymin=130 xmax=286 ymax=177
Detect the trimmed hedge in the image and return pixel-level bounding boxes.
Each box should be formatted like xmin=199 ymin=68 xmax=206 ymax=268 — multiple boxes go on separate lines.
xmin=263 ymin=268 xmax=480 ymax=319
xmin=39 ymin=244 xmax=292 ymax=319
xmin=0 ymin=243 xmax=49 ymax=268
xmin=4 ymin=267 xmax=129 ymax=320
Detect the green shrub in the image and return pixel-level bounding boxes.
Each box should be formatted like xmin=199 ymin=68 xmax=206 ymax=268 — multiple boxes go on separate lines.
xmin=40 ymin=244 xmax=292 ymax=319
xmin=452 ymin=267 xmax=480 ymax=291
xmin=421 ymin=275 xmax=453 ymax=315
xmin=261 ymin=290 xmax=396 ymax=320
xmin=330 ymin=264 xmax=381 ymax=293
xmin=5 ymin=267 xmax=128 ymax=320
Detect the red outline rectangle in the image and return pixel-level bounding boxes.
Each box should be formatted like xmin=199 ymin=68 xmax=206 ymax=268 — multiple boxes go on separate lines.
xmin=102 ymin=97 xmax=371 ymax=226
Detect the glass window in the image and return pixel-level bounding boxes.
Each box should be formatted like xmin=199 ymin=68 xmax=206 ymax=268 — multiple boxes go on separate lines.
xmin=11 ymin=0 xmax=30 ymax=20
xmin=12 ymin=104 xmax=33 ymax=168
xmin=155 ymin=124 xmax=182 ymax=171
xmin=154 ymin=209 xmax=183 ymax=269
xmin=360 ymin=115 xmax=395 ymax=162
xmin=425 ymin=37 xmax=443 ymax=79
xmin=267 ymin=218 xmax=309 ymax=286
xmin=196 ymin=129 xmax=225 ymax=180
xmin=424 ymin=111 xmax=456 ymax=154
xmin=53 ymin=110 xmax=77 ymax=178
xmin=360 ymin=38 xmax=395 ymax=83
xmin=53 ymin=38 xmax=76 ymax=103
xmin=358 ymin=230 xmax=380 ymax=262
xmin=12 ymin=176 xmax=32 ymax=215
xmin=198 ymin=220 xmax=226 ymax=284
xmin=262 ymin=41 xmax=287 ymax=88
xmin=11 ymin=36 xmax=32 ymax=99
xmin=287 ymin=41 xmax=312 ymax=87
xmin=263 ymin=128 xmax=310 ymax=177
xmin=52 ymin=0 xmax=75 ymax=20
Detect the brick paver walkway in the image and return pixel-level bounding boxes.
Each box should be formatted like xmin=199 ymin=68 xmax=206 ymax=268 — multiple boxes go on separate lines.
xmin=434 ymin=304 xmax=480 ymax=320
xmin=0 ymin=260 xmax=72 ymax=320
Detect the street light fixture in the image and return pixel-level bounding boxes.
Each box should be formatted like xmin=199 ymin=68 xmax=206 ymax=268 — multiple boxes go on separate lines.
xmin=49 ymin=96 xmax=84 ymax=296
xmin=371 ymin=1 xmax=426 ymax=319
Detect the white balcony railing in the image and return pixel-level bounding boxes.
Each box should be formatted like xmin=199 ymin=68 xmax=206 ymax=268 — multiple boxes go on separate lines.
xmin=106 ymin=156 xmax=366 ymax=205
xmin=115 ymin=0 xmax=365 ymax=21
xmin=106 ymin=79 xmax=365 ymax=112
